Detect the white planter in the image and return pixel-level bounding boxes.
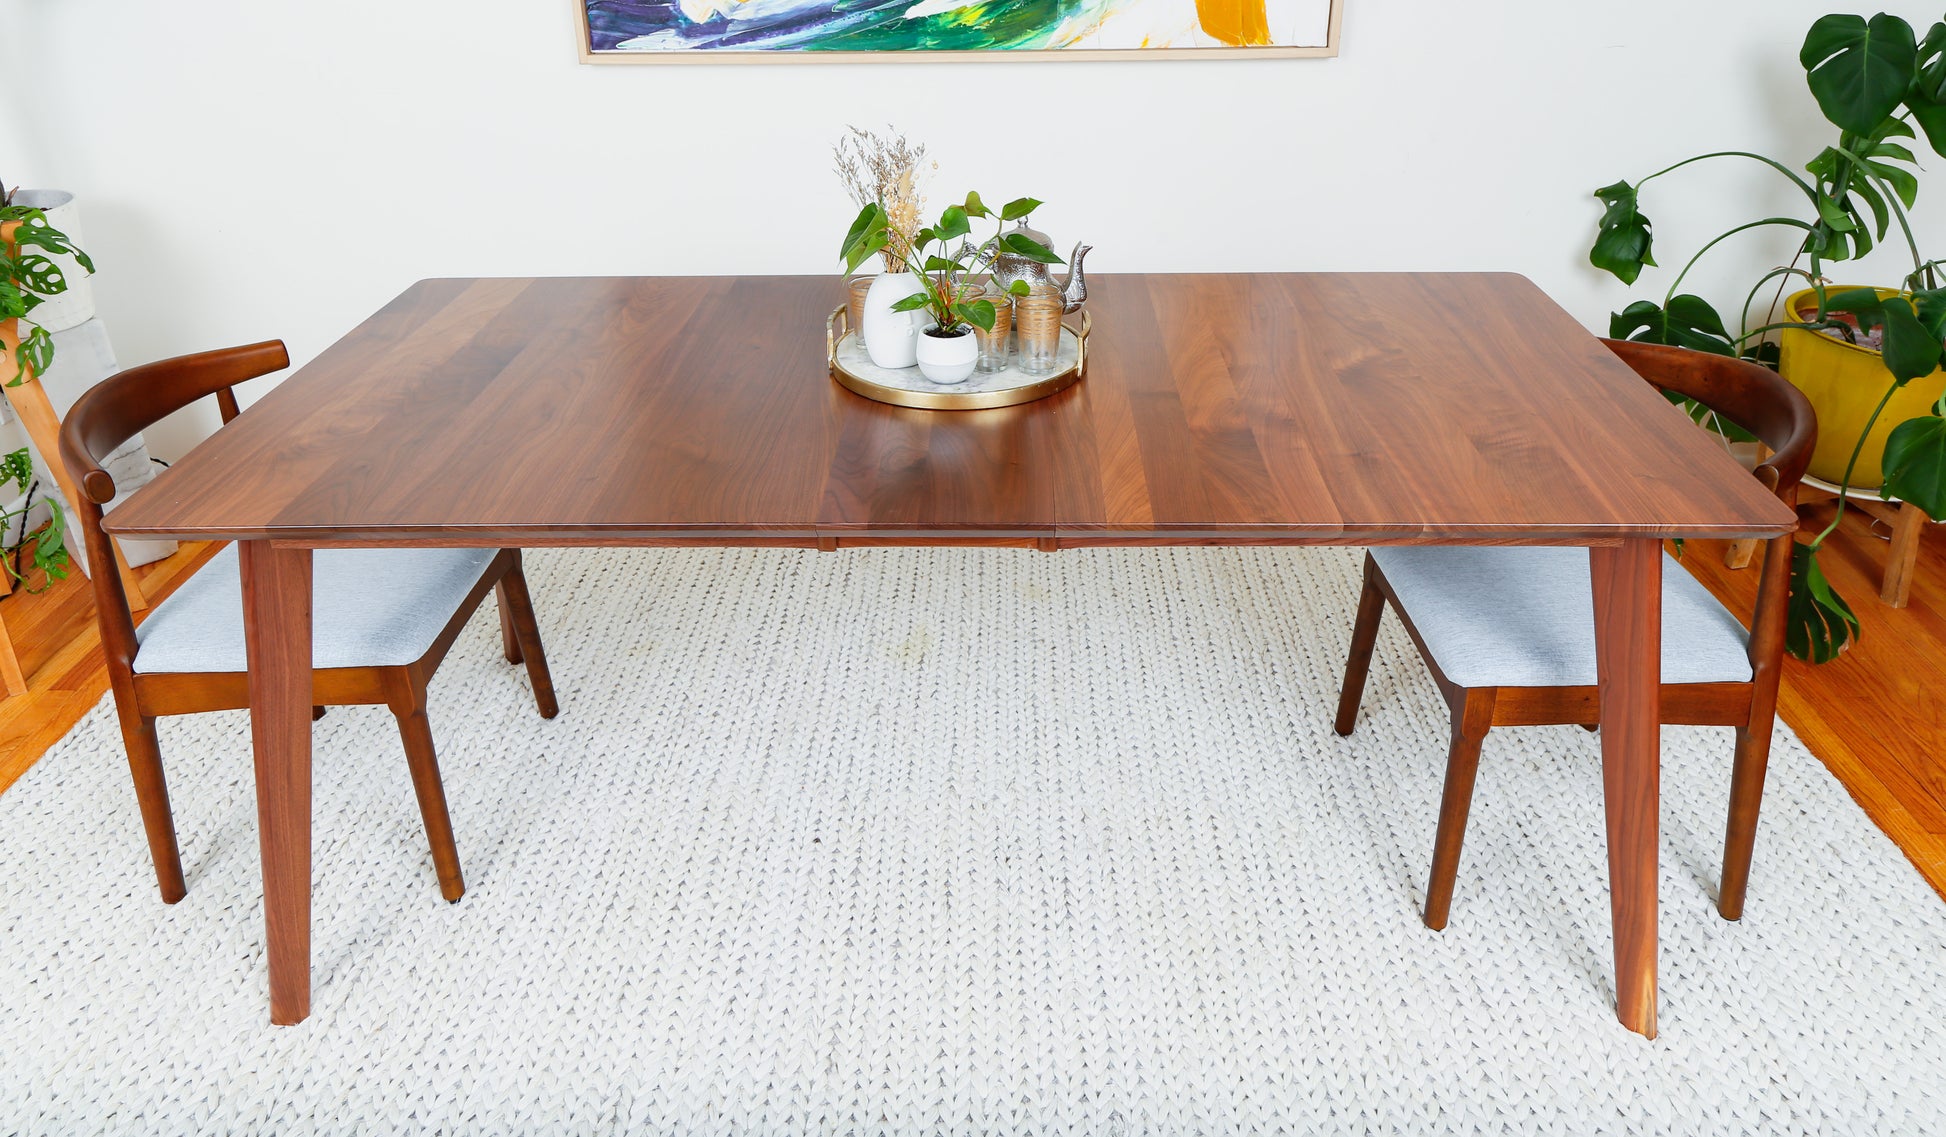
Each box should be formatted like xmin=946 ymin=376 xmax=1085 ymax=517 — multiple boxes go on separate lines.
xmin=9 ymin=190 xmax=94 ymax=334
xmin=915 ymin=323 xmax=978 ymax=384
xmin=861 ymin=271 xmax=924 ymax=369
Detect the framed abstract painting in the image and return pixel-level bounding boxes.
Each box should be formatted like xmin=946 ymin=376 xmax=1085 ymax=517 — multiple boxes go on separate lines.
xmin=577 ymin=0 xmax=1340 ymax=62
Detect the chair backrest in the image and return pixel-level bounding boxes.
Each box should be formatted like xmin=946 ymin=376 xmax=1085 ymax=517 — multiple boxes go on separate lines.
xmin=57 ymin=341 xmax=289 ymax=679
xmin=1599 ymin=337 xmax=1815 ymax=684
xmin=1600 ymin=338 xmax=1817 ymax=501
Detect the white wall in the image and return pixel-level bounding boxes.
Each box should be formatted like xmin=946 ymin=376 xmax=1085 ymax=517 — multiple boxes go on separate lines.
xmin=2 ymin=0 xmax=1938 ymax=458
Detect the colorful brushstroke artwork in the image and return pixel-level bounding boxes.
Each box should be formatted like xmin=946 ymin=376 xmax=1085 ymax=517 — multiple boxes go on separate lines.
xmin=579 ymin=0 xmax=1338 ymax=59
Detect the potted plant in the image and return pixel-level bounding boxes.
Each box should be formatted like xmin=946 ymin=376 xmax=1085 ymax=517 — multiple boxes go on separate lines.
xmin=833 ymin=127 xmax=934 ymax=369
xmin=840 ymin=191 xmax=1062 ymax=384
xmin=2 ymin=181 xmax=94 ymax=389
xmin=0 ymin=446 xmax=67 ymax=593
xmin=0 ymin=181 xmax=88 ymax=589
xmin=1588 ymin=10 xmax=1946 ymax=661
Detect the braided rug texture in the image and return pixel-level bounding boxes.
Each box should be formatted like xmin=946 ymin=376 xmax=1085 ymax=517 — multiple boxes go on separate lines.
xmin=1 ymin=546 xmax=1942 ymax=1135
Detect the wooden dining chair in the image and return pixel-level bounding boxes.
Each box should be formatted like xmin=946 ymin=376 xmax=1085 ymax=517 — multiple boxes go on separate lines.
xmin=1333 ymin=339 xmax=1816 ymax=929
xmin=58 ymin=340 xmax=559 ymax=906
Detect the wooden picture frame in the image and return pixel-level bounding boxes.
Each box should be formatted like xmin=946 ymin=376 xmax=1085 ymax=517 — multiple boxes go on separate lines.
xmin=575 ymin=0 xmax=1341 ymax=63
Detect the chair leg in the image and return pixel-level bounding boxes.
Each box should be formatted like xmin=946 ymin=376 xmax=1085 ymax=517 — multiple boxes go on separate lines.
xmin=1718 ymin=721 xmax=1776 ymax=921
xmin=1425 ymin=689 xmax=1495 ymax=931
xmin=497 ymin=556 xmax=558 ymax=720
xmin=392 ymin=687 xmax=466 ymax=902
xmin=494 ymin=581 xmax=523 ymax=664
xmin=1335 ymin=555 xmax=1387 ymax=737
xmin=117 ymin=710 xmax=186 ymax=904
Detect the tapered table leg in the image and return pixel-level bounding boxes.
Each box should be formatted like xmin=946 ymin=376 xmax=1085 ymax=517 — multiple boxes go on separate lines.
xmin=1591 ymin=539 xmax=1661 ymax=1039
xmin=240 ymin=540 xmax=315 ymax=1026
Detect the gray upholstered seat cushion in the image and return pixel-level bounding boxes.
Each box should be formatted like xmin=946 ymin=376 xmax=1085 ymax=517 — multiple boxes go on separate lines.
xmin=1370 ymin=546 xmax=1753 ymax=689
xmin=132 ymin=546 xmax=498 ymax=674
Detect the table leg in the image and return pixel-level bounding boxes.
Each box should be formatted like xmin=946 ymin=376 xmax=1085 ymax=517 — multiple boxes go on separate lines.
xmin=239 ymin=540 xmax=315 ymax=1026
xmin=1590 ymin=539 xmax=1661 ymax=1039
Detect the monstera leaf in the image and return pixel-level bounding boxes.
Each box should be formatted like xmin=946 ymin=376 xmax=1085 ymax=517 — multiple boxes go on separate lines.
xmin=1802 ymin=13 xmax=1919 ymax=134
xmin=7 ymin=253 xmax=69 ymax=299
xmin=1787 ymin=542 xmax=1860 ymax=663
xmin=1590 ymin=181 xmax=1655 ymax=284
xmin=8 ymin=324 xmax=53 ymax=385
xmin=1879 ymin=295 xmax=1946 ymax=383
xmin=1805 ymin=118 xmax=1923 ymax=259
xmin=1910 ymin=21 xmax=1946 ymax=157
xmin=0 ymin=448 xmax=32 ymax=494
xmin=1609 ymin=295 xmax=1734 ymax=355
xmin=1 ymin=213 xmax=95 ymax=274
xmin=1883 ymin=414 xmax=1946 ymax=520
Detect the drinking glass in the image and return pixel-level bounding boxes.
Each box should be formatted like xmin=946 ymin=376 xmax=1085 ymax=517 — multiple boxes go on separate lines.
xmin=972 ymin=286 xmax=1014 ymax=373
xmin=846 ymin=275 xmax=874 ymax=342
xmin=1014 ymin=285 xmax=1065 ymax=376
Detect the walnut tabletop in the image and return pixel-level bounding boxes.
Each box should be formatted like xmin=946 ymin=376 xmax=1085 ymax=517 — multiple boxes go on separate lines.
xmin=106 ymin=273 xmax=1797 ymax=546
xmin=101 ymin=272 xmax=1799 ymax=1038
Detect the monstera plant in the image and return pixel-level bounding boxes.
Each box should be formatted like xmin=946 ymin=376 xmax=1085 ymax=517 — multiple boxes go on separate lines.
xmin=0 ymin=181 xmax=84 ymax=589
xmin=1590 ymin=11 xmax=1946 ymax=662
xmin=1 ymin=181 xmax=93 ymax=385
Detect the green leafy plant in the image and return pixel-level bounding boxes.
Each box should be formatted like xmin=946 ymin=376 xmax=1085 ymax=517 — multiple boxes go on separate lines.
xmin=839 ymin=191 xmax=1063 ymax=335
xmin=1589 ymin=10 xmax=1946 ymax=662
xmin=0 ymin=445 xmax=68 ymax=593
xmin=1 ymin=180 xmax=95 ymax=386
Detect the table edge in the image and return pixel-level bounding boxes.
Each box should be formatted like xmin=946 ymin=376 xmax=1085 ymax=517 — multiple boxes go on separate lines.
xmin=101 ymin=522 xmax=1800 ymax=547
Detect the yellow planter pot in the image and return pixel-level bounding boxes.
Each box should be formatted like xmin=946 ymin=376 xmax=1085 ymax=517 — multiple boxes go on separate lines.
xmin=1777 ymin=287 xmax=1946 ymax=489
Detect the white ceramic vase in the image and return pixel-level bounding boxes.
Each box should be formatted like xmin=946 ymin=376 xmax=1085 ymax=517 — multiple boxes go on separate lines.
xmin=861 ymin=271 xmax=925 ymax=369
xmin=915 ymin=322 xmax=979 ymax=384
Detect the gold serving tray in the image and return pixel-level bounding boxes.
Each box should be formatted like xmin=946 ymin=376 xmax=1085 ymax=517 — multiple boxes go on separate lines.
xmin=826 ymin=305 xmax=1090 ymax=411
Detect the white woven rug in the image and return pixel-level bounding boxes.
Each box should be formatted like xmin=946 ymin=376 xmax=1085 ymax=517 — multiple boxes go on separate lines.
xmin=2 ymin=547 xmax=1943 ymax=1135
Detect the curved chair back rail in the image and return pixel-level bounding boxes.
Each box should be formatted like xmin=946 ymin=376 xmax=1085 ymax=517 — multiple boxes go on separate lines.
xmin=1599 ymin=338 xmax=1818 ymax=500
xmin=60 ymin=340 xmax=288 ymax=503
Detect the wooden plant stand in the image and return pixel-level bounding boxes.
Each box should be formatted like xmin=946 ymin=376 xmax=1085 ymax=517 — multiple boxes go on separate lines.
xmin=1 ymin=219 xmax=148 ymax=696
xmin=0 ymin=569 xmax=25 ymax=696
xmin=1799 ymin=476 xmax=1931 ymax=608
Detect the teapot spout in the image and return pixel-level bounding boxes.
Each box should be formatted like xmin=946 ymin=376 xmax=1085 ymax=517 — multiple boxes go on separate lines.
xmin=1059 ymin=242 xmax=1092 ymax=313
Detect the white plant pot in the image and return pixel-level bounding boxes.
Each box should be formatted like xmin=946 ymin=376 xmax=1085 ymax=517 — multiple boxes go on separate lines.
xmin=9 ymin=190 xmax=94 ymax=334
xmin=915 ymin=323 xmax=979 ymax=384
xmin=861 ymin=271 xmax=925 ymax=369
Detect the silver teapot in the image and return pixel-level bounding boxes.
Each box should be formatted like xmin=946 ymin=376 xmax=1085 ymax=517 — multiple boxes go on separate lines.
xmin=990 ymin=221 xmax=1091 ymax=314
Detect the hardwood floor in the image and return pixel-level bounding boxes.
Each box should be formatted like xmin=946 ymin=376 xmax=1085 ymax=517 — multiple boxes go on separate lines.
xmin=0 ymin=540 xmax=217 ymax=795
xmin=1682 ymin=501 xmax=1946 ymax=902
xmin=0 ymin=518 xmax=1940 ymax=903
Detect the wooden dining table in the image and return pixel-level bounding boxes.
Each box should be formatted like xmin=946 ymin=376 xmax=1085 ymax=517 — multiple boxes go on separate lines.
xmin=106 ymin=272 xmax=1799 ymax=1036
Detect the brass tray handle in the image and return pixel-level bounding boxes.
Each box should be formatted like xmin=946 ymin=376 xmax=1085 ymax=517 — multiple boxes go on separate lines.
xmin=827 ymin=304 xmax=847 ymax=372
